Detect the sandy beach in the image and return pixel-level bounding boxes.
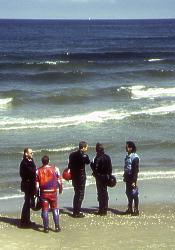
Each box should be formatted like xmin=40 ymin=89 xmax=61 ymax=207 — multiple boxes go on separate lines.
xmin=0 ymin=178 xmax=175 ymax=249
xmin=0 ymin=202 xmax=175 ymax=250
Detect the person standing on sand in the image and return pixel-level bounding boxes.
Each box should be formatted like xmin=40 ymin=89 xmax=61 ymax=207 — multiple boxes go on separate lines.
xmin=68 ymin=141 xmax=90 ymax=218
xmin=20 ymin=148 xmax=36 ymax=227
xmin=123 ymin=141 xmax=140 ymax=216
xmin=36 ymin=155 xmax=63 ymax=233
xmin=90 ymin=143 xmax=112 ymax=216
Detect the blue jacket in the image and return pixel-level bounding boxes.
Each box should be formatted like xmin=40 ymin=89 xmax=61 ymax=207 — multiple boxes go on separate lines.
xmin=123 ymin=153 xmax=139 ymax=183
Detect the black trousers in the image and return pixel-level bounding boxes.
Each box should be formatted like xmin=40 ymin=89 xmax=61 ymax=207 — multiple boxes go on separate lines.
xmin=72 ymin=179 xmax=85 ymax=214
xmin=125 ymin=183 xmax=139 ymax=210
xmin=96 ymin=177 xmax=108 ymax=212
xmin=21 ymin=191 xmax=35 ymax=223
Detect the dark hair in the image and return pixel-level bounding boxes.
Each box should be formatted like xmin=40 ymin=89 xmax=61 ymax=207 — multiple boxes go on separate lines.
xmin=79 ymin=141 xmax=88 ymax=149
xmin=42 ymin=155 xmax=49 ymax=165
xmin=23 ymin=148 xmax=29 ymax=158
xmin=96 ymin=142 xmax=104 ymax=154
xmin=126 ymin=141 xmax=137 ymax=153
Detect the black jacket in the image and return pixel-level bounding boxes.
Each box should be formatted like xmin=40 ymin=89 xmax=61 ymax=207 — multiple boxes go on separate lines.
xmin=68 ymin=150 xmax=90 ymax=183
xmin=90 ymin=153 xmax=112 ymax=178
xmin=20 ymin=157 xmax=36 ymax=194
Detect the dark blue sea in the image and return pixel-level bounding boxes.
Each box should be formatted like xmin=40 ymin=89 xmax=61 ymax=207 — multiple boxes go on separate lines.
xmin=0 ymin=19 xmax=175 ymax=207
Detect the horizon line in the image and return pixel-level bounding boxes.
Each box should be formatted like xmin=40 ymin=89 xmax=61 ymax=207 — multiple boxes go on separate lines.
xmin=0 ymin=17 xmax=175 ymax=21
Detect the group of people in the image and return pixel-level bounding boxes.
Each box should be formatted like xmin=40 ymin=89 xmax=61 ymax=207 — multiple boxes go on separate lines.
xmin=19 ymin=140 xmax=140 ymax=233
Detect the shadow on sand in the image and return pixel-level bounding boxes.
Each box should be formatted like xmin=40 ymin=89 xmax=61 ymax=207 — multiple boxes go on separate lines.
xmin=60 ymin=206 xmax=99 ymax=217
xmin=0 ymin=216 xmax=42 ymax=231
xmin=60 ymin=206 xmax=126 ymax=216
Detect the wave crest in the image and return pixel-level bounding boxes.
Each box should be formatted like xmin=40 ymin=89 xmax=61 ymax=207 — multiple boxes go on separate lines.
xmin=0 ymin=98 xmax=13 ymax=106
xmin=1 ymin=104 xmax=175 ymax=131
xmin=128 ymin=85 xmax=175 ymax=99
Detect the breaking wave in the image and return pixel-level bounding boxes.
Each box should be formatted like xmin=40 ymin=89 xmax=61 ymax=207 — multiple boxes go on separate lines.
xmin=1 ymin=104 xmax=175 ymax=131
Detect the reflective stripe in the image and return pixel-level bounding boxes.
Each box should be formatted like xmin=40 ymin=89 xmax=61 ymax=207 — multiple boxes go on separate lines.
xmin=42 ymin=189 xmax=56 ymax=192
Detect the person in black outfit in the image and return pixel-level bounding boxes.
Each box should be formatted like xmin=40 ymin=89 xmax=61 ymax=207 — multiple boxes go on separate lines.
xmin=68 ymin=141 xmax=90 ymax=218
xmin=91 ymin=143 xmax=112 ymax=216
xmin=20 ymin=148 xmax=36 ymax=227
xmin=123 ymin=141 xmax=140 ymax=216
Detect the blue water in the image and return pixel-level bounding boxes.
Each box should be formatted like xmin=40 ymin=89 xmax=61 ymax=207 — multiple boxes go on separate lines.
xmin=0 ymin=19 xmax=175 ymax=201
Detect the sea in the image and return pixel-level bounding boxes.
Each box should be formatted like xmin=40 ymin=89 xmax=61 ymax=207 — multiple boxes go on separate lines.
xmin=0 ymin=18 xmax=175 ymax=210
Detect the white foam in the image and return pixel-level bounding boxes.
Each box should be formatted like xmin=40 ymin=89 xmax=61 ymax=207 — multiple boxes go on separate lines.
xmin=0 ymin=98 xmax=13 ymax=106
xmin=130 ymin=86 xmax=175 ymax=99
xmin=139 ymin=171 xmax=175 ymax=181
xmin=27 ymin=60 xmax=70 ymax=65
xmin=139 ymin=103 xmax=175 ymax=115
xmin=0 ymin=103 xmax=175 ymax=131
xmin=147 ymin=58 xmax=164 ymax=62
xmin=0 ymin=110 xmax=128 ymax=130
xmin=34 ymin=146 xmax=76 ymax=153
xmin=0 ymin=194 xmax=23 ymax=200
xmin=103 ymin=170 xmax=175 ymax=182
xmin=44 ymin=60 xmax=69 ymax=65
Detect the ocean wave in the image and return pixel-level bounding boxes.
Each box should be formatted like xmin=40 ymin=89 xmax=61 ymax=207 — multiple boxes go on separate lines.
xmin=0 ymin=71 xmax=93 ymax=82
xmin=138 ymin=171 xmax=175 ymax=180
xmin=112 ymin=170 xmax=175 ymax=182
xmin=0 ymin=97 xmax=13 ymax=106
xmin=0 ymin=104 xmax=175 ymax=131
xmin=0 ymin=110 xmax=123 ymax=130
xmin=0 ymin=87 xmax=125 ymax=107
xmin=38 ymin=87 xmax=128 ymax=105
xmin=34 ymin=146 xmax=76 ymax=154
xmin=27 ymin=60 xmax=70 ymax=65
xmin=0 ymin=60 xmax=71 ymax=71
xmin=129 ymin=85 xmax=175 ymax=99
xmin=5 ymin=85 xmax=174 ymax=106
xmin=110 ymin=170 xmax=175 ymax=181
xmin=2 ymin=51 xmax=175 ymax=63
xmin=3 ymin=68 xmax=175 ymax=83
xmin=0 ymin=194 xmax=23 ymax=200
xmin=147 ymin=58 xmax=165 ymax=62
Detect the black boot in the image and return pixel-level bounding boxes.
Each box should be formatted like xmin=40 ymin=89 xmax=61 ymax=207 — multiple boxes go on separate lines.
xmin=132 ymin=208 xmax=139 ymax=216
xmin=55 ymin=225 xmax=61 ymax=232
xmin=125 ymin=208 xmax=133 ymax=215
xmin=44 ymin=227 xmax=49 ymax=233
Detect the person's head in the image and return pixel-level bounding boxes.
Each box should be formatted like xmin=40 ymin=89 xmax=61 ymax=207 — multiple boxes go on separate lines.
xmin=23 ymin=148 xmax=33 ymax=159
xmin=96 ymin=142 xmax=104 ymax=155
xmin=126 ymin=141 xmax=137 ymax=154
xmin=79 ymin=141 xmax=88 ymax=153
xmin=41 ymin=155 xmax=49 ymax=166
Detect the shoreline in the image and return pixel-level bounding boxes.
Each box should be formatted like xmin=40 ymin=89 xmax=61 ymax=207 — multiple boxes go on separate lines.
xmin=1 ymin=177 xmax=175 ymax=214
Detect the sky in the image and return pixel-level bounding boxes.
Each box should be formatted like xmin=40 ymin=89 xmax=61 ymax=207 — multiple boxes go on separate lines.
xmin=0 ymin=0 xmax=175 ymax=19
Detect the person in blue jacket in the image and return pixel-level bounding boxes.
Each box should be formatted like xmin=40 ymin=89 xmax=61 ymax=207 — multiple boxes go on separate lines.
xmin=123 ymin=141 xmax=140 ymax=216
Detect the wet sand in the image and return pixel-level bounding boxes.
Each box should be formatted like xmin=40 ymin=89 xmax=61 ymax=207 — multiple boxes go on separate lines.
xmin=0 ymin=203 xmax=175 ymax=250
